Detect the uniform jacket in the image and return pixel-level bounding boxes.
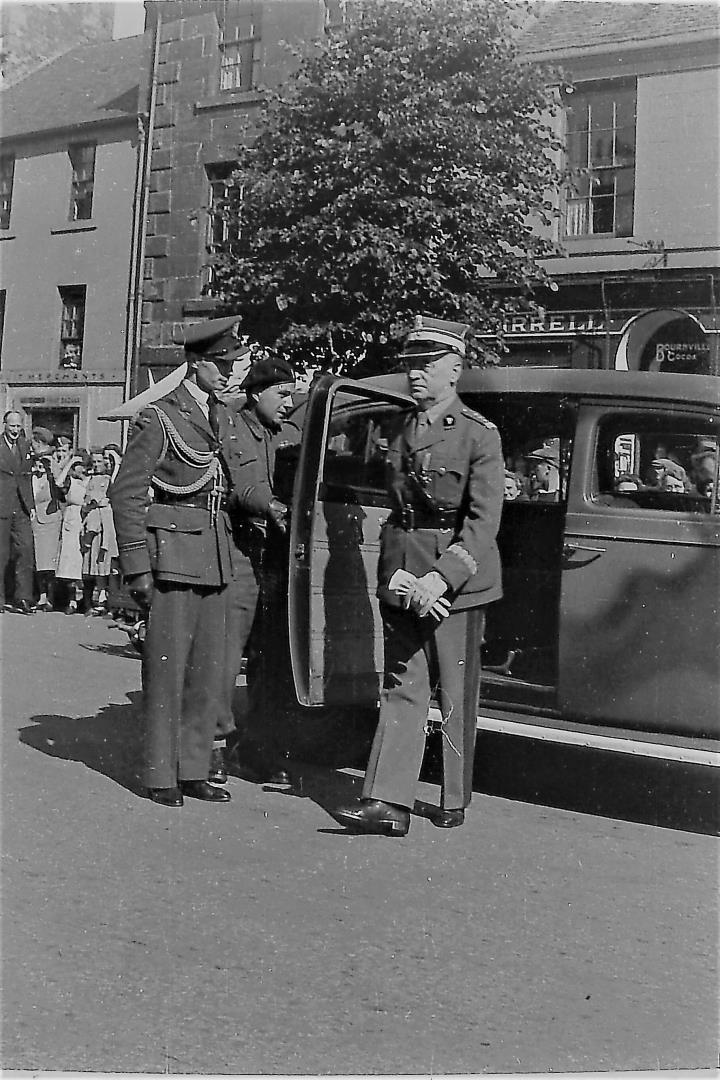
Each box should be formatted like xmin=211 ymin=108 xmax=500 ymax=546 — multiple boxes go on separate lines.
xmin=110 ymin=382 xmax=236 ymax=587
xmin=378 ymin=394 xmax=504 ymax=611
xmin=0 ymin=435 xmax=35 ymax=518
xmin=227 ymin=405 xmax=302 ymax=522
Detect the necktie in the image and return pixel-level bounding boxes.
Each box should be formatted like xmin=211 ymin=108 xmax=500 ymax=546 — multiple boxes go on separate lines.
xmin=208 ymin=397 xmax=221 ymax=439
xmin=414 ymin=410 xmax=430 ymax=439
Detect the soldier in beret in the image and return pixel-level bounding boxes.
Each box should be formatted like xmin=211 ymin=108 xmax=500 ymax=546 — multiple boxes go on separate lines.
xmin=334 ymin=316 xmax=505 ymax=836
xmin=110 ymin=316 xmax=246 ymax=807
xmin=214 ymin=357 xmax=299 ymax=786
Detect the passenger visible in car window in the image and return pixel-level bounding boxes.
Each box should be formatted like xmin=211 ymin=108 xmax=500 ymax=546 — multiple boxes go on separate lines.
xmin=523 ymin=440 xmax=561 ymax=503
xmin=503 ymin=469 xmax=524 ymax=501
xmin=651 ymin=458 xmax=691 ymax=493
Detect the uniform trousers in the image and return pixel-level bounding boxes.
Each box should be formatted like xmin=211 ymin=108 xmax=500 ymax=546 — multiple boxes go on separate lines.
xmin=142 ymin=581 xmax=227 ymax=788
xmin=216 ymin=550 xmax=260 ymax=739
xmin=0 ymin=501 xmax=34 ymax=605
xmin=363 ymin=603 xmax=485 ymax=811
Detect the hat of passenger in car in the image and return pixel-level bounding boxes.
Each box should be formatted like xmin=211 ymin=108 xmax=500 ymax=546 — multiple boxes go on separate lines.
xmin=525 ymin=440 xmax=560 ymax=469
xmin=651 ymin=457 xmax=687 ymax=482
xmin=239 ymin=358 xmax=295 ymax=394
xmin=400 ymin=316 xmax=472 ymax=361
xmin=179 ymin=315 xmax=250 ymax=362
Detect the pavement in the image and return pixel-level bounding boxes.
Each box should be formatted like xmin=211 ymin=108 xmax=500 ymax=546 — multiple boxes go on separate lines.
xmin=1 ymin=608 xmax=718 ymax=1074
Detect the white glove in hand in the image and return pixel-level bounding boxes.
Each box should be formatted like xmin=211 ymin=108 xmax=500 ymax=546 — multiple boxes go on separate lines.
xmin=267 ymin=499 xmax=288 ymax=533
xmin=408 ymin=571 xmax=449 ymax=620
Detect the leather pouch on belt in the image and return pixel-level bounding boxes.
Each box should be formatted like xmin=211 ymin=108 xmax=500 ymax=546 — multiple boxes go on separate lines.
xmin=146 ymin=503 xmax=208 ymax=533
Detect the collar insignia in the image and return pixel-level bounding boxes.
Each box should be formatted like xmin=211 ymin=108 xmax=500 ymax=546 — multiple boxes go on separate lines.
xmin=443 ymin=415 xmax=456 ymax=428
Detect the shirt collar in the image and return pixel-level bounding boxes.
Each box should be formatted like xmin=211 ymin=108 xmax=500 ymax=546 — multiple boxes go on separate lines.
xmin=420 ymin=391 xmax=459 ymax=427
xmin=183 ymin=378 xmax=211 ymax=418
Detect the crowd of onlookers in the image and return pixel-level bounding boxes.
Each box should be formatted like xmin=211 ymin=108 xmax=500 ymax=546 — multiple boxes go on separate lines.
xmin=2 ymin=413 xmax=138 ymax=620
xmin=27 ymin=429 xmax=127 ymax=615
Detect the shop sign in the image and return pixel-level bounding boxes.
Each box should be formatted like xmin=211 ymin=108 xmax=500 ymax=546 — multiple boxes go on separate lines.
xmin=1 ymin=368 xmax=125 ymax=385
xmin=654 ymin=341 xmax=710 ymax=367
xmin=498 ymin=312 xmax=609 ymax=335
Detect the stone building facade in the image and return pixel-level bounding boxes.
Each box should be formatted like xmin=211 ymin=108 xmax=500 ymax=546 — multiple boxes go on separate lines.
xmin=136 ymin=0 xmax=340 ymax=389
xmin=512 ymin=2 xmax=719 ymax=374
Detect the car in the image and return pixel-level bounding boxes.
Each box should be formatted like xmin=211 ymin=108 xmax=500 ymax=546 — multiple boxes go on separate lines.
xmin=275 ymin=366 xmax=719 ymax=768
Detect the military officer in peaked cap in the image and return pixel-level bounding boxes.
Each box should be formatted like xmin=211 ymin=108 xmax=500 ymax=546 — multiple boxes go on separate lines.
xmin=110 ymin=315 xmax=246 ymax=806
xmin=215 ymin=355 xmax=300 ymax=786
xmin=334 ymin=316 xmax=505 ymax=836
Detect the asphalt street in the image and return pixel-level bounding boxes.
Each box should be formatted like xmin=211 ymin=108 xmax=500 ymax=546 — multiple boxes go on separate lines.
xmin=1 ymin=609 xmax=718 ymax=1074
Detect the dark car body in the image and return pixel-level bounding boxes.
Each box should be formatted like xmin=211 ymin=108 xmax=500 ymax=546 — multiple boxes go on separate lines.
xmin=276 ymin=368 xmax=719 ymax=764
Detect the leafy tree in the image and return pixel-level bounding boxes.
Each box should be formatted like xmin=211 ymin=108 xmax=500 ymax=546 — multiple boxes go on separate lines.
xmin=213 ymin=0 xmax=563 ymax=372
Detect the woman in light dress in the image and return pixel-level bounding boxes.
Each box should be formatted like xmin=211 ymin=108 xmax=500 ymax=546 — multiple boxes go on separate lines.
xmin=55 ymin=450 xmax=91 ymax=614
xmin=80 ymin=450 xmax=119 ymax=612
xmin=29 ymin=427 xmax=64 ymax=610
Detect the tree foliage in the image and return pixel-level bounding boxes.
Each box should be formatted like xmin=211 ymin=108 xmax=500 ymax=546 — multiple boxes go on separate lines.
xmin=213 ymin=0 xmax=563 ymax=371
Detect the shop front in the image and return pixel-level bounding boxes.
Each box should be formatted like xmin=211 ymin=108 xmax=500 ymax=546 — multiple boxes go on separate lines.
xmin=0 ymin=368 xmax=125 ymax=448
xmin=487 ymin=274 xmax=719 ymax=375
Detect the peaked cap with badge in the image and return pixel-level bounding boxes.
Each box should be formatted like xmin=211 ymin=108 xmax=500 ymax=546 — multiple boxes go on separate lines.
xmin=180 ymin=315 xmax=250 ymax=363
xmin=401 ymin=315 xmax=472 ymax=362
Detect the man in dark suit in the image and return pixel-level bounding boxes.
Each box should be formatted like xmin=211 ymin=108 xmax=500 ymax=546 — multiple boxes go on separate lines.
xmin=110 ymin=316 xmax=247 ymax=807
xmin=334 ymin=317 xmax=505 ymax=836
xmin=0 ymin=410 xmax=36 ymax=614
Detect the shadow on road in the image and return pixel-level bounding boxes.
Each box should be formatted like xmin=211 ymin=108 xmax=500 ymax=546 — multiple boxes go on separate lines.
xmin=283 ymin=731 xmax=718 ymax=838
xmin=468 ymin=731 xmax=719 ymax=836
xmin=19 ymin=696 xmax=145 ymax=796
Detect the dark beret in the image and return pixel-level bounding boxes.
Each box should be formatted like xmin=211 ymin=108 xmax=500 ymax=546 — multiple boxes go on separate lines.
xmin=240 ymin=358 xmax=295 ymax=394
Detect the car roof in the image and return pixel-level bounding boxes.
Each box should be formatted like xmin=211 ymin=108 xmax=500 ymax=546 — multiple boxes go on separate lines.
xmin=359 ymin=367 xmax=720 ymax=408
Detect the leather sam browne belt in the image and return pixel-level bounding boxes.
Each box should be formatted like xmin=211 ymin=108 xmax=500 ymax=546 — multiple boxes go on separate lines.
xmin=154 ymin=491 xmax=229 ymax=511
xmin=390 ymin=507 xmax=458 ymax=531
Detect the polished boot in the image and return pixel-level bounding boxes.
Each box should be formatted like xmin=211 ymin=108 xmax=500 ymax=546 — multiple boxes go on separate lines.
xmin=208 ymin=747 xmax=228 ymax=785
xmin=333 ymin=798 xmax=410 ymax=837
xmin=229 ymin=743 xmax=290 ymax=786
xmin=180 ymin=780 xmax=231 ymax=802
xmin=15 ymin=600 xmax=34 ymax=615
xmin=433 ymin=808 xmax=465 ymax=829
xmin=148 ymin=786 xmax=184 ymax=807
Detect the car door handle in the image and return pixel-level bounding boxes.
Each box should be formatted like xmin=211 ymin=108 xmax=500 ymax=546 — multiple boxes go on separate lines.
xmin=563 ymin=543 xmax=607 ymax=556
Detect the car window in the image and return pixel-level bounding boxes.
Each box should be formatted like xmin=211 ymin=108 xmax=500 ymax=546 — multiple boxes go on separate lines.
xmin=593 ymin=412 xmax=719 ymax=514
xmin=321 ymin=399 xmax=412 ymax=502
xmin=464 ymin=393 xmax=576 ymax=506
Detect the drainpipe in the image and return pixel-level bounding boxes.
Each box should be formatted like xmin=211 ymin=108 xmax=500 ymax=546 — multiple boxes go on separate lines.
xmin=122 ymin=13 xmax=161 ymax=447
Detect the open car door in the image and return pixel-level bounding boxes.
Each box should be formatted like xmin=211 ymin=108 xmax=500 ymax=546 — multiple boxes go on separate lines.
xmin=288 ymin=377 xmax=415 ymax=708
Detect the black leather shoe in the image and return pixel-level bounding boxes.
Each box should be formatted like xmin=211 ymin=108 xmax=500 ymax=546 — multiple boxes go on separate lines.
xmin=180 ymin=780 xmax=231 ymax=802
xmin=333 ymin=799 xmax=410 ymax=836
xmin=433 ymin=808 xmax=465 ymax=829
xmin=15 ymin=600 xmax=34 ymax=615
xmin=265 ymin=768 xmax=291 ymax=787
xmin=148 ymin=787 xmax=184 ymax=807
xmin=208 ymin=747 xmax=228 ymax=785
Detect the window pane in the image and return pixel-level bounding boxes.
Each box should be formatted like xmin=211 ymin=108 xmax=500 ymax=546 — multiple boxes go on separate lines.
xmin=596 ymin=417 xmax=718 ymax=514
xmin=589 ymin=95 xmax=614 ymax=132
xmin=589 ymin=129 xmax=614 ymax=167
xmin=614 ymin=125 xmax=636 ymax=164
xmin=615 ymin=194 xmax=634 ymax=237
xmin=615 ymin=87 xmax=637 ymax=130
xmin=591 ymin=193 xmax=614 ymax=234
xmin=565 ymin=99 xmax=589 ymax=134
xmin=565 ymin=197 xmax=589 ymax=237
xmin=566 ymin=130 xmax=588 ymax=168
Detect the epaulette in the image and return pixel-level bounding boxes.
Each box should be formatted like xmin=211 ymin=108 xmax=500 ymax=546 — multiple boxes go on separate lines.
xmin=461 ymin=405 xmax=497 ymax=431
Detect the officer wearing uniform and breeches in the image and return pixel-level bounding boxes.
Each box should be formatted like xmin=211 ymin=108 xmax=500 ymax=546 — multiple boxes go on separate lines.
xmin=215 ymin=358 xmax=298 ymax=785
xmin=335 ymin=317 xmax=504 ymax=837
xmin=110 ymin=316 xmax=248 ymax=807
